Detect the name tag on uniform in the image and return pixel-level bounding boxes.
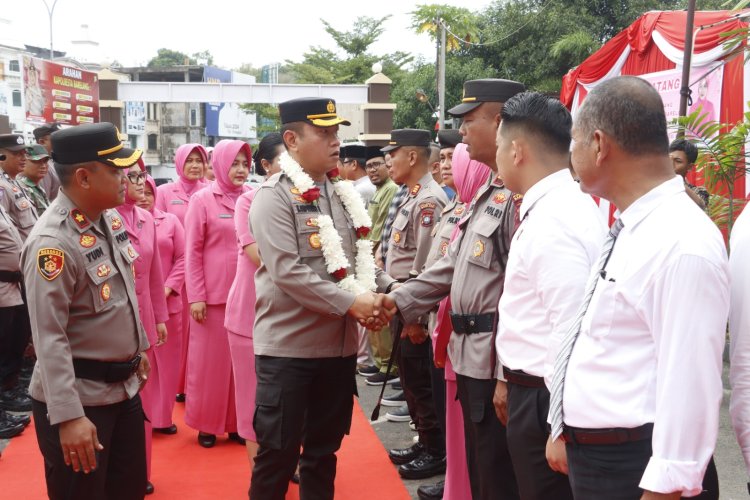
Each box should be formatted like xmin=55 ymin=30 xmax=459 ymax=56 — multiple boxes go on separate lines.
xmin=295 ymin=205 xmax=320 ymax=214
xmin=170 ymin=200 xmax=185 ymax=205
xmin=218 ymin=214 xmax=233 ymax=219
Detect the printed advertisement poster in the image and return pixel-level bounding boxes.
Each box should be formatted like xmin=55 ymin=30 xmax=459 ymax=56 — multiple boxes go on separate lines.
xmin=204 ymin=66 xmax=256 ymax=138
xmin=204 ymin=66 xmax=232 ymax=137
xmin=639 ymin=64 xmax=723 ymax=139
xmin=126 ymin=101 xmax=145 ymax=134
xmin=22 ymin=56 xmax=100 ymax=125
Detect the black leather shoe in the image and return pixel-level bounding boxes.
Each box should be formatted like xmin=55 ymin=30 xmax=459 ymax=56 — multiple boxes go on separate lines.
xmin=398 ymin=451 xmax=446 ymax=480
xmin=145 ymin=481 xmax=154 ymax=495
xmin=175 ymin=393 xmax=186 ymax=403
xmin=388 ymin=441 xmax=424 ymax=465
xmin=154 ymin=424 xmax=177 ymax=434
xmin=198 ymin=432 xmax=216 ymax=448
xmin=2 ymin=411 xmax=31 ymax=428
xmin=0 ymin=420 xmax=24 ymax=439
xmin=228 ymin=432 xmax=246 ymax=445
xmin=0 ymin=389 xmax=31 ymax=412
xmin=417 ymin=480 xmax=445 ymax=500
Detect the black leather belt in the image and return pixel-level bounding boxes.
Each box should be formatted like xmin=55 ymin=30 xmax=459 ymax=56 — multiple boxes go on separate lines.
xmin=502 ymin=367 xmax=546 ymax=388
xmin=73 ymin=355 xmax=142 ymax=383
xmin=450 ymin=312 xmax=495 ymax=334
xmin=562 ymin=423 xmax=653 ymax=446
xmin=0 ymin=270 xmax=22 ymax=283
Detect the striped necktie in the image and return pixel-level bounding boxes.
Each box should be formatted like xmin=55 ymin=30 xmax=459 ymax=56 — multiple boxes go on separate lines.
xmin=549 ymin=218 xmax=624 ymax=441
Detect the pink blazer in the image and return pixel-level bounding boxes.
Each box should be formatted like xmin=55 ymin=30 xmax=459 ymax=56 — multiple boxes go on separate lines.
xmin=225 ymin=190 xmax=258 ymax=337
xmin=153 ymin=209 xmax=186 ymax=316
xmin=155 ymin=181 xmax=205 ymax=226
xmin=122 ymin=206 xmax=170 ymax=345
xmin=185 ymin=182 xmax=250 ymax=305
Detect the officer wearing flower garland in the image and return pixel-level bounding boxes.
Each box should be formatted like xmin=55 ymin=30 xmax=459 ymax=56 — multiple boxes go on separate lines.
xmin=249 ymin=97 xmax=396 ymax=499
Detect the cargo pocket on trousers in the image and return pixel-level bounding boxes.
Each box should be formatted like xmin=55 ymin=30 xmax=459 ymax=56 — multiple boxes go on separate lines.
xmin=253 ymin=384 xmax=283 ymax=450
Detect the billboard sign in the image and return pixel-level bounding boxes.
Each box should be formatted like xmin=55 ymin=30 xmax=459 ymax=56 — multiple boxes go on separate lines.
xmin=22 ymin=56 xmax=99 ymax=125
xmin=125 ymin=101 xmax=145 ymax=134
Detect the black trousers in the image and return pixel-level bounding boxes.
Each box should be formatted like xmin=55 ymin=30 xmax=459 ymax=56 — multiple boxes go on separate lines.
xmin=506 ymin=383 xmax=573 ymax=500
xmin=250 ymin=355 xmax=357 ymax=500
xmin=396 ymin=319 xmax=445 ymax=454
xmin=567 ymin=439 xmax=719 ymax=500
xmin=0 ymin=303 xmax=32 ymax=388
xmin=32 ymin=395 xmax=147 ymax=500
xmin=428 ymin=341 xmax=446 ymax=436
xmin=455 ymin=374 xmax=519 ymax=500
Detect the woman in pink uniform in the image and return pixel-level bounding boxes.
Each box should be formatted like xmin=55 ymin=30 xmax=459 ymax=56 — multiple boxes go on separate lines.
xmin=433 ymin=143 xmax=489 ymax=500
xmin=184 ymin=139 xmax=251 ymax=448
xmin=155 ymin=143 xmax=207 ymax=401
xmin=225 ymin=133 xmax=283 ymax=463
xmin=117 ymin=160 xmax=169 ymax=495
xmin=138 ymin=175 xmax=185 ymax=434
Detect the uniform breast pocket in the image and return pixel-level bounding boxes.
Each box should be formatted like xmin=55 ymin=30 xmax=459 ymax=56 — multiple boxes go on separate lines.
xmin=391 ymin=214 xmax=409 ymax=249
xmin=295 ymin=214 xmax=324 ymax=258
xmin=14 ymin=199 xmax=35 ymax=228
xmin=582 ymin=277 xmax=618 ymax=340
xmin=466 ymin=216 xmax=500 ymax=269
xmin=85 ymin=259 xmax=121 ymax=312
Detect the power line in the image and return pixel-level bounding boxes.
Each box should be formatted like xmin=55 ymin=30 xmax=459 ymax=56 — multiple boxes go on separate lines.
xmin=439 ymin=0 xmax=554 ymax=48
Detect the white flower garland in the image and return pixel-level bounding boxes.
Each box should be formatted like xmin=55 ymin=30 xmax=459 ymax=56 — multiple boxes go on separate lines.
xmin=279 ymin=152 xmax=377 ymax=294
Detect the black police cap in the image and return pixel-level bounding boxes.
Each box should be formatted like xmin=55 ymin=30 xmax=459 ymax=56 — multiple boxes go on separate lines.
xmin=437 ymin=129 xmax=462 ymax=149
xmin=448 ymin=79 xmax=526 ymax=117
xmin=33 ymin=122 xmax=62 ymax=141
xmin=51 ymin=122 xmax=142 ymax=168
xmin=0 ymin=134 xmax=26 ymax=152
xmin=381 ymin=129 xmax=432 ymax=153
xmin=279 ymin=97 xmax=351 ymax=127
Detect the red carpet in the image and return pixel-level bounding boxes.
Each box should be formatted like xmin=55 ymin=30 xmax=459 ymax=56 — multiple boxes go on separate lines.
xmin=0 ymin=400 xmax=409 ymax=499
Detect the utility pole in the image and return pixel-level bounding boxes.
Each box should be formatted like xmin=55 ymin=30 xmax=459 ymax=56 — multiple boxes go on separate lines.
xmin=678 ymin=0 xmax=697 ymax=119
xmin=438 ymin=19 xmax=446 ymax=131
xmin=42 ymin=0 xmax=59 ymax=59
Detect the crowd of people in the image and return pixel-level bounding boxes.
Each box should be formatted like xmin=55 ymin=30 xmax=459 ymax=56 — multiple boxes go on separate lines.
xmin=0 ymin=73 xmax=749 ymax=500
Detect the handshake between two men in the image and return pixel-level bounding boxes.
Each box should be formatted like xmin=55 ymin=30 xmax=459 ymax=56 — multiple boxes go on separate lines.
xmin=346 ymin=287 xmax=430 ymax=345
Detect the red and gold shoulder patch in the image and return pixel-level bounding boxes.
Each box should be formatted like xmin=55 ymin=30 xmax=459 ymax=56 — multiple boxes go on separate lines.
xmin=79 ymin=234 xmax=96 ymax=248
xmin=493 ymin=193 xmax=507 ymax=204
xmin=111 ymin=216 xmax=123 ymax=231
xmin=100 ymin=283 xmax=111 ymax=302
xmin=410 ymin=184 xmax=421 ymax=196
xmin=37 ymin=248 xmax=65 ymax=281
xmin=420 ymin=210 xmax=434 ymax=227
xmin=71 ymin=209 xmax=89 ymax=229
xmin=419 ymin=201 xmax=436 ymax=210
xmin=308 ymin=232 xmax=322 ymax=249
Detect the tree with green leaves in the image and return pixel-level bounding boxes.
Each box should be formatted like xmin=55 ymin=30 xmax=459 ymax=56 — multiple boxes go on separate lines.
xmin=410 ymin=4 xmax=480 ymax=52
xmin=147 ymin=48 xmax=215 ymax=68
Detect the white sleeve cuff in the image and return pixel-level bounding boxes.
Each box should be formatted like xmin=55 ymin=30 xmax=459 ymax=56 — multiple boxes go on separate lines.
xmin=639 ymin=456 xmax=703 ymax=497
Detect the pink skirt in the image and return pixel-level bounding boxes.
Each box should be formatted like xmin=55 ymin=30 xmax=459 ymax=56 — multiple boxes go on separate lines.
xmin=184 ymin=304 xmax=237 ymax=435
xmin=145 ymin=311 xmax=182 ymax=428
xmin=444 ymin=378 xmax=471 ymax=499
xmin=227 ymin=331 xmax=256 ymax=441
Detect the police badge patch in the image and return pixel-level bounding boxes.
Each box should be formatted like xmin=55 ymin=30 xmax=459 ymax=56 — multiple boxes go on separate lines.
xmin=37 ymin=248 xmax=65 ymax=281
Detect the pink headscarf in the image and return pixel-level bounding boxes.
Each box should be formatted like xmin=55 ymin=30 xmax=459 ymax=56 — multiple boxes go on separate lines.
xmin=212 ymin=139 xmax=252 ymax=200
xmin=144 ymin=174 xmax=158 ymax=214
xmin=174 ymin=143 xmax=208 ymax=197
xmin=117 ymin=158 xmax=146 ymax=235
xmin=433 ymin=143 xmax=492 ymax=369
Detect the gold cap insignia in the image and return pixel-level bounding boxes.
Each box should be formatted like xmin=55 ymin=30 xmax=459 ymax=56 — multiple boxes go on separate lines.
xmin=326 ymin=100 xmax=336 ymax=113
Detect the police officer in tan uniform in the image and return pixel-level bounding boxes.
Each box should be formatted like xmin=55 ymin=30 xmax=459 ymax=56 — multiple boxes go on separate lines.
xmin=379 ymin=79 xmax=525 ymax=500
xmin=21 ymin=122 xmax=151 ymax=499
xmin=380 ymin=129 xmax=449 ymax=480
xmin=0 ymin=134 xmax=38 ymax=242
xmin=249 ymin=97 xmax=395 ymax=499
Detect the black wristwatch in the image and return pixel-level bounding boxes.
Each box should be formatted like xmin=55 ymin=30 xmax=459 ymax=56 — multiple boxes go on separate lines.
xmin=385 ymin=281 xmax=397 ymax=294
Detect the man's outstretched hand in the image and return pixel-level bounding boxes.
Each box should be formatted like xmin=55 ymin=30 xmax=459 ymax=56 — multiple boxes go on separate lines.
xmin=348 ymin=292 xmax=396 ymax=331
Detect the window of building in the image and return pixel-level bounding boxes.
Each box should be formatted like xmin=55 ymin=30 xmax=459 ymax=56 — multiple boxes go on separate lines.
xmin=147 ymin=134 xmax=157 ymax=151
xmin=190 ymin=108 xmax=198 ymax=127
xmin=11 ymin=90 xmax=21 ymax=107
xmin=8 ymin=60 xmax=19 ymax=72
xmin=147 ymin=103 xmax=158 ymax=121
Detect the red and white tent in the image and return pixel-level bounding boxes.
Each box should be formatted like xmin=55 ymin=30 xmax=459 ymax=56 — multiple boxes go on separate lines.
xmin=560 ymin=10 xmax=750 ymax=221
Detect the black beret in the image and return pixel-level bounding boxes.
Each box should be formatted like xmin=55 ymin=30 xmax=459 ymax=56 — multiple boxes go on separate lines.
xmin=0 ymin=134 xmax=26 ymax=152
xmin=381 ymin=129 xmax=431 ymax=153
xmin=279 ymin=97 xmax=351 ymax=127
xmin=448 ymin=79 xmax=526 ymax=117
xmin=437 ymin=129 xmax=462 ymax=149
xmin=51 ymin=122 xmax=142 ymax=168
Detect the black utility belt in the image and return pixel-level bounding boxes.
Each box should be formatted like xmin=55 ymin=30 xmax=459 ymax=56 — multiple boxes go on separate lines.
xmin=0 ymin=270 xmax=23 ymax=283
xmin=450 ymin=312 xmax=496 ymax=334
xmin=562 ymin=423 xmax=654 ymax=446
xmin=502 ymin=366 xmax=546 ymax=388
xmin=72 ymin=355 xmax=141 ymax=383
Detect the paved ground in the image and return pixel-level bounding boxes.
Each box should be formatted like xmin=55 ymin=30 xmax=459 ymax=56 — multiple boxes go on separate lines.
xmin=3 ymin=365 xmax=748 ymax=499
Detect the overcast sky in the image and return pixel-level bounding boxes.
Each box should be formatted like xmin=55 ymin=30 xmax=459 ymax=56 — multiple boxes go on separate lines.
xmin=1 ymin=0 xmax=493 ymax=70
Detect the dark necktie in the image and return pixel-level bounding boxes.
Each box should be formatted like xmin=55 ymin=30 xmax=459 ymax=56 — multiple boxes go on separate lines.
xmin=549 ymin=218 xmax=624 ymax=440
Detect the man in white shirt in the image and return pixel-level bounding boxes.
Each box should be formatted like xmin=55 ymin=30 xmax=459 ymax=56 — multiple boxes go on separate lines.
xmin=546 ymin=76 xmax=729 ymax=499
xmin=730 ymin=202 xmax=750 ymax=492
xmin=493 ymin=91 xmax=604 ymax=500
xmin=341 ymin=144 xmax=376 ymax=206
